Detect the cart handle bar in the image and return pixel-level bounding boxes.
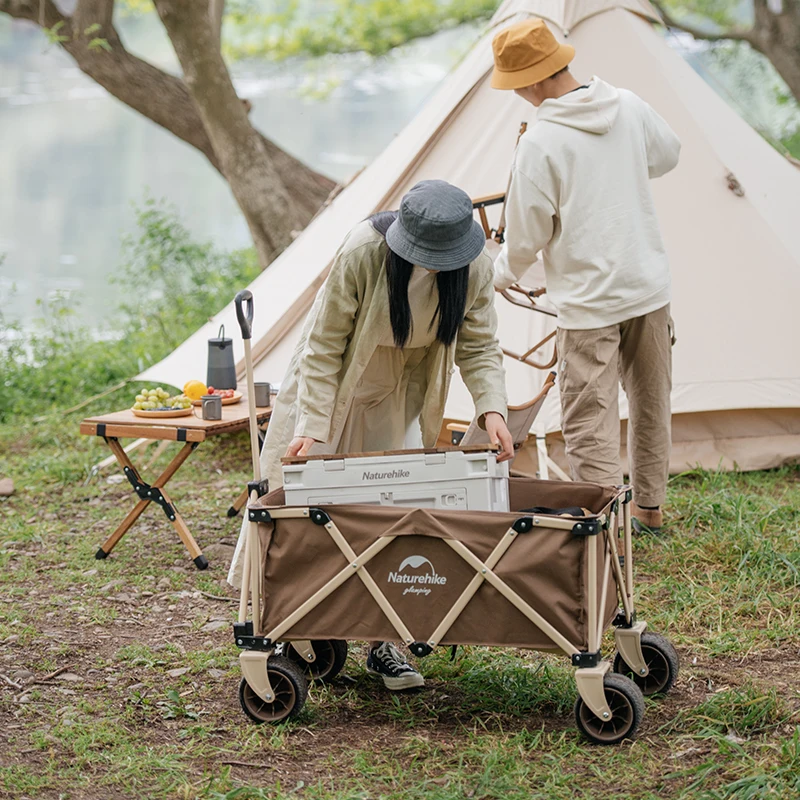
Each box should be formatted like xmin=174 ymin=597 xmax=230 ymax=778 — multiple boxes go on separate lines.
xmin=235 ymin=290 xmax=254 ymax=340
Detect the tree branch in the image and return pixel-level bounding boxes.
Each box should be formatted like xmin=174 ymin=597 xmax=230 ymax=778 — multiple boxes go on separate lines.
xmin=651 ymin=1 xmax=760 ymax=47
xmin=0 ymin=0 xmax=63 ymax=27
xmin=2 ymin=0 xmax=340 ymax=264
xmin=2 ymin=0 xmax=333 ymax=197
xmin=1 ymin=0 xmax=223 ymax=169
xmin=73 ymin=0 xmax=115 ymax=32
xmin=209 ymin=0 xmax=224 ymax=50
xmin=153 ymin=0 xmax=302 ymax=262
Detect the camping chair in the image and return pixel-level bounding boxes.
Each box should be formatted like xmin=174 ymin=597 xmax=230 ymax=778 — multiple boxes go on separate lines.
xmin=447 ymin=371 xmax=569 ymax=481
xmin=473 ymin=171 xmax=558 ymax=372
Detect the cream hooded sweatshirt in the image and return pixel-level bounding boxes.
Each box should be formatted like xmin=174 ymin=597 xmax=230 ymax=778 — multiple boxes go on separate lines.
xmin=494 ymin=77 xmax=680 ymax=329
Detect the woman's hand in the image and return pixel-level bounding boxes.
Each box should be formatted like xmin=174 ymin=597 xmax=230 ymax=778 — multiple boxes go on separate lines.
xmin=484 ymin=412 xmax=514 ymax=463
xmin=285 ymin=437 xmax=317 ymax=458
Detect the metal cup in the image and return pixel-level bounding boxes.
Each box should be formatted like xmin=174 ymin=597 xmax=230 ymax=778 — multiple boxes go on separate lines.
xmin=201 ymin=394 xmax=223 ymax=421
xmin=253 ymin=382 xmax=272 ymax=407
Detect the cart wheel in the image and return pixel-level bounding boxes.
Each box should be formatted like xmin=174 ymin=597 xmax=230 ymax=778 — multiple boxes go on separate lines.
xmin=282 ymin=640 xmax=348 ymax=684
xmin=574 ymin=674 xmax=644 ymax=745
xmin=238 ymin=656 xmax=308 ymax=724
xmin=613 ymin=632 xmax=680 ymax=696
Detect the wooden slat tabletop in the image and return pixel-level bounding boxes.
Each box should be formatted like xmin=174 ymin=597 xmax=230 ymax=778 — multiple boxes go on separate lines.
xmin=81 ymin=396 xmax=273 ymax=442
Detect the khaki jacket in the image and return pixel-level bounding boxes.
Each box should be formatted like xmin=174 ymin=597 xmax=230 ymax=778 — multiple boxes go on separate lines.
xmin=259 ymin=220 xmax=508 ymax=489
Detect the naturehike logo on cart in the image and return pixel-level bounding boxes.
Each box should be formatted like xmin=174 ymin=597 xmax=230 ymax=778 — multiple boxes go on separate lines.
xmin=388 ymin=555 xmax=447 ymax=596
xmin=362 ymin=469 xmax=410 ymax=481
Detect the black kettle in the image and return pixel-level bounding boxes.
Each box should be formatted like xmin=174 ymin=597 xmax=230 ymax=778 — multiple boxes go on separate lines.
xmin=206 ymin=324 xmax=237 ymax=390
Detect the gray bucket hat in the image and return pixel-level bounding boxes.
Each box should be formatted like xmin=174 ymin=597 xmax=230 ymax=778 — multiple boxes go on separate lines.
xmin=385 ymin=180 xmax=486 ymax=271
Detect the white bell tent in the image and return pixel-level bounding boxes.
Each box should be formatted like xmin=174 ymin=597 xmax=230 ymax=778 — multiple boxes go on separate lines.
xmin=139 ymin=0 xmax=800 ymax=474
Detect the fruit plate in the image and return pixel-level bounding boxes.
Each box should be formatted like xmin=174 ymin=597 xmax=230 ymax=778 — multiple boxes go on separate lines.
xmin=191 ymin=391 xmax=242 ymax=407
xmin=132 ymin=407 xmax=194 ymax=418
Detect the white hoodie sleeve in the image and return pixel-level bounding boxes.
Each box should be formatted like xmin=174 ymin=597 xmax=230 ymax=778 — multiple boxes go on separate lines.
xmin=642 ymin=101 xmax=681 ymax=179
xmin=494 ymin=166 xmax=556 ymax=291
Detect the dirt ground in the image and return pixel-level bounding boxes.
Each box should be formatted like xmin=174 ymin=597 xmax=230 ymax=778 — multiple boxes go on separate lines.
xmin=1 ymin=428 xmax=799 ymax=799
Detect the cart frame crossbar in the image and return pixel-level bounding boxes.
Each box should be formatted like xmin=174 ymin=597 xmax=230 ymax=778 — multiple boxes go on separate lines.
xmin=238 ymin=494 xmax=640 ymax=723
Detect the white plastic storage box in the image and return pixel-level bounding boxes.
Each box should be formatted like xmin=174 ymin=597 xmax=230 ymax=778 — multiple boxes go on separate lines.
xmin=282 ymin=449 xmax=509 ymax=512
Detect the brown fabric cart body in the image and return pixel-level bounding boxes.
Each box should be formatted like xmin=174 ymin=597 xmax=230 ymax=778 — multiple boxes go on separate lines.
xmin=254 ymin=478 xmax=620 ymax=652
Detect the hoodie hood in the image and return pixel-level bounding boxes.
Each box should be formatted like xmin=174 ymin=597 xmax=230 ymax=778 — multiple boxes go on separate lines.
xmin=537 ymin=77 xmax=620 ymax=135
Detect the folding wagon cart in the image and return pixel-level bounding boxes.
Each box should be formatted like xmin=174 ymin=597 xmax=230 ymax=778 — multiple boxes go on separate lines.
xmin=231 ymin=291 xmax=679 ymax=745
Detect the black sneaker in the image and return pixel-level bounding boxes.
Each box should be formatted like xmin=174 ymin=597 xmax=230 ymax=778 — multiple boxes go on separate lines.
xmin=366 ymin=642 xmax=424 ymax=690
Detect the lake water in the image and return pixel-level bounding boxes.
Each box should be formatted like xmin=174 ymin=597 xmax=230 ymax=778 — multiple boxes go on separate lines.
xmin=1 ymin=13 xmax=796 ymax=330
xmin=0 ymin=14 xmax=479 ymax=328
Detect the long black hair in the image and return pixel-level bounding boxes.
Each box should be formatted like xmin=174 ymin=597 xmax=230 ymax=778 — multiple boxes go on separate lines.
xmin=369 ymin=211 xmax=470 ymax=348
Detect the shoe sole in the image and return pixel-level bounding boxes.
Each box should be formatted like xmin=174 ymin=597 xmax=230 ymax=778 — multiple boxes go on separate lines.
xmin=632 ymin=518 xmax=662 ymax=535
xmin=366 ymin=665 xmax=425 ymax=690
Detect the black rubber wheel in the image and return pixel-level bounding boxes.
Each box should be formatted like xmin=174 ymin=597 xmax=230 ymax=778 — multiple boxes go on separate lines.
xmin=238 ymin=656 xmax=308 ymax=724
xmin=613 ymin=632 xmax=680 ymax=696
xmin=575 ymin=673 xmax=645 ymax=745
xmin=282 ymin=640 xmax=348 ymax=684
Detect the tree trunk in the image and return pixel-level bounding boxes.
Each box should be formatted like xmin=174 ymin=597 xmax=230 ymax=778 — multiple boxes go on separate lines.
xmin=752 ymin=0 xmax=800 ymax=103
xmin=1 ymin=0 xmax=335 ymax=268
xmin=154 ymin=1 xmax=305 ymax=265
xmin=655 ymin=0 xmax=800 ymax=104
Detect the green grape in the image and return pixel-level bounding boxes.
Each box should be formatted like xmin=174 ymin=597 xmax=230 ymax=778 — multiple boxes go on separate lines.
xmin=133 ymin=402 xmax=144 ymax=410
xmin=135 ymin=394 xmax=145 ymax=403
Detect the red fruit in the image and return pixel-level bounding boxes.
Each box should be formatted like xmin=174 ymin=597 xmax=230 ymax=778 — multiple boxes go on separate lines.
xmin=208 ymin=386 xmax=215 ymax=393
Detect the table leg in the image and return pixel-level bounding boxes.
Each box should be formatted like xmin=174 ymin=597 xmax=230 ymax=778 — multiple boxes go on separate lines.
xmin=159 ymin=487 xmax=208 ymax=570
xmin=96 ymin=438 xmax=208 ymax=569
xmin=95 ymin=497 xmax=151 ymax=560
xmin=227 ymin=488 xmax=249 ymax=518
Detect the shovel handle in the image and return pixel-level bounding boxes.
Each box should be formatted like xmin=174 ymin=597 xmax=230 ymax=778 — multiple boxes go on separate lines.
xmin=235 ymin=290 xmax=254 ymax=340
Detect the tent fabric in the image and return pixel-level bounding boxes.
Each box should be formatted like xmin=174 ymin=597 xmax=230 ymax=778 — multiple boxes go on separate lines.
xmin=138 ymin=2 xmax=800 ymax=474
xmin=491 ymin=0 xmax=661 ymax=34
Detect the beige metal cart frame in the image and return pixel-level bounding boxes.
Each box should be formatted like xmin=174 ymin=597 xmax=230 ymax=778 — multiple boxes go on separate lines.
xmin=233 ymin=476 xmax=678 ymax=744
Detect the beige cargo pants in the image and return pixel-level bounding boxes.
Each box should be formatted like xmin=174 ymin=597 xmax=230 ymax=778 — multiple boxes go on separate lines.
xmin=555 ymin=304 xmax=675 ymax=508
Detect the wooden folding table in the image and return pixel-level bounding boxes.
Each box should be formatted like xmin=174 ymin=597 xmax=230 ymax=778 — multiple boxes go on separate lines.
xmin=80 ymin=398 xmax=272 ymax=569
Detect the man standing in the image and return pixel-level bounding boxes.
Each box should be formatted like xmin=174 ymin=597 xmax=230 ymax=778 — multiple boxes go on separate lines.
xmin=491 ymin=19 xmax=681 ymax=533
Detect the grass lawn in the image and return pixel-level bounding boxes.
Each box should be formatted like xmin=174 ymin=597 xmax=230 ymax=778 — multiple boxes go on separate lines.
xmin=1 ymin=410 xmax=799 ymax=799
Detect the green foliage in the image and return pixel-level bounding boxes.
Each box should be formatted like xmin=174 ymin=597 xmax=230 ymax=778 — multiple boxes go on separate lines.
xmin=116 ymin=0 xmax=159 ymax=15
xmin=224 ymin=0 xmax=498 ymax=61
xmin=159 ymin=689 xmax=201 ymax=721
xmin=43 ymin=19 xmax=69 ymax=44
xmin=114 ymin=198 xmax=259 ymax=352
xmin=781 ymin=128 xmax=800 ymax=159
xmin=88 ymin=36 xmax=113 ymax=51
xmin=683 ymin=683 xmax=791 ymax=736
xmin=0 ymin=200 xmax=260 ymax=422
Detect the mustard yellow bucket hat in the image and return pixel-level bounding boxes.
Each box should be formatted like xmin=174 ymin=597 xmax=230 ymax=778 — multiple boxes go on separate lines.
xmin=491 ymin=18 xmax=575 ymax=90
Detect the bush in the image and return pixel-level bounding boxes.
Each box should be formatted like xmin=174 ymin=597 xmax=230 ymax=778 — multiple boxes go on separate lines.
xmin=0 ymin=200 xmax=260 ymax=422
